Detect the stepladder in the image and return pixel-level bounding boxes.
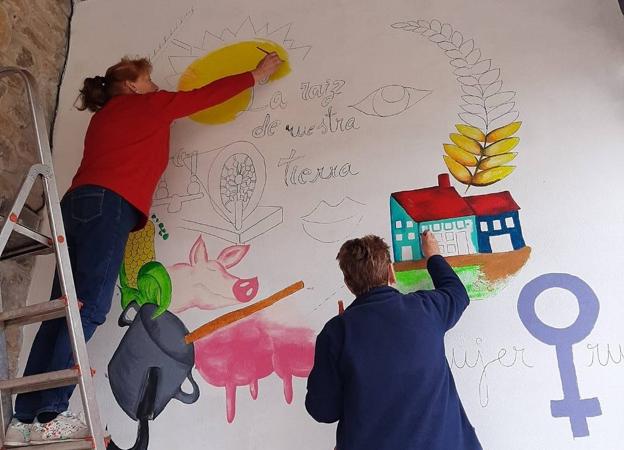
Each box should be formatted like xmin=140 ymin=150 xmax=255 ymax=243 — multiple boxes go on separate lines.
xmin=0 ymin=67 xmax=106 ymax=450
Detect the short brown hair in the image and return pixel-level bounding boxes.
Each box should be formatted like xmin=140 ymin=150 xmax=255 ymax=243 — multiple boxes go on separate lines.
xmin=336 ymin=235 xmax=392 ymax=296
xmin=77 ymin=57 xmax=152 ymax=112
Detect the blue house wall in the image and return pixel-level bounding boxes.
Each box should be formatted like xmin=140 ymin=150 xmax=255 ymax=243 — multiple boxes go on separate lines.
xmin=475 ymin=211 xmax=525 ymax=253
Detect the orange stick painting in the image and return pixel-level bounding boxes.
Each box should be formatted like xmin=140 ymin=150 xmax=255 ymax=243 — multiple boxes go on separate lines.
xmin=185 ymin=280 xmax=305 ymax=344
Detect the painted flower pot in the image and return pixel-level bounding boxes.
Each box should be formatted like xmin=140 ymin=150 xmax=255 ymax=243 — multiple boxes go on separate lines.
xmin=108 ymin=302 xmax=199 ymax=421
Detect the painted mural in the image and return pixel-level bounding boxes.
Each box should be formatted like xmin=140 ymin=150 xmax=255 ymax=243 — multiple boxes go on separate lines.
xmin=390 ymin=173 xmax=530 ymax=299
xmin=43 ymin=6 xmax=615 ymax=449
xmin=386 ymin=19 xmax=530 ymax=299
xmin=393 ymin=19 xmax=522 ymax=190
xmin=114 ymin=224 xmax=312 ymax=447
xmin=109 ymin=15 xmax=531 ymax=448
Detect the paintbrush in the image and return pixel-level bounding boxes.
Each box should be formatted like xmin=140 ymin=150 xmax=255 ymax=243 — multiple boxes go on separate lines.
xmin=256 ymin=46 xmax=271 ymax=55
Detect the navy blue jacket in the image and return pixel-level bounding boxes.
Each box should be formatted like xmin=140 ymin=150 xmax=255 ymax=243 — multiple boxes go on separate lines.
xmin=305 ymin=255 xmax=482 ymax=450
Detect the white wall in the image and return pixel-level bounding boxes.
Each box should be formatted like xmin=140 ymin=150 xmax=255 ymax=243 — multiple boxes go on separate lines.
xmin=24 ymin=0 xmax=624 ymax=448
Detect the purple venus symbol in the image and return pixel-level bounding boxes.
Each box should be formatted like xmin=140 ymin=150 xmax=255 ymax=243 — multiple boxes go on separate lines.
xmin=517 ymin=273 xmax=601 ymax=438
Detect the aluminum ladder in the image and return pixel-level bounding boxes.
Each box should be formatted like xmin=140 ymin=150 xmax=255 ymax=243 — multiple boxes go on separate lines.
xmin=0 ymin=67 xmax=106 ymax=450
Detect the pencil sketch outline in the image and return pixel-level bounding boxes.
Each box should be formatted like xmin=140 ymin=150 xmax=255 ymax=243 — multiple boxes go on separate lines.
xmin=161 ymin=17 xmax=312 ymax=90
xmin=148 ymin=7 xmax=195 ymax=63
xmin=300 ymin=197 xmax=366 ymax=243
xmin=391 ymin=19 xmax=518 ymax=130
xmin=350 ymin=85 xmax=432 ymax=118
xmin=153 ymin=151 xmax=204 ymax=213
xmin=175 ymin=141 xmax=283 ymax=244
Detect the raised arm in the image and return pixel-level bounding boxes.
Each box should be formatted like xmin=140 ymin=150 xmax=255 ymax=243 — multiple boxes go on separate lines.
xmin=151 ymin=72 xmax=254 ymax=121
xmin=420 ymin=230 xmax=470 ymax=330
xmin=152 ymin=52 xmax=283 ymax=121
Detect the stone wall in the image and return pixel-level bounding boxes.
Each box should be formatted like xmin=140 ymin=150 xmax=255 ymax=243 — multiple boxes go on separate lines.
xmin=0 ymin=0 xmax=72 ymax=376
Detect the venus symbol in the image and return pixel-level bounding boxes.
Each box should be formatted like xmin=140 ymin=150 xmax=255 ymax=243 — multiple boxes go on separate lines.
xmin=517 ymin=273 xmax=601 ymax=438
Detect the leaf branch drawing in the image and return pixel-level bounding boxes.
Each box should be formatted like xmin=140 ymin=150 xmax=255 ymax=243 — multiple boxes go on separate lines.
xmin=392 ymin=19 xmax=522 ymax=189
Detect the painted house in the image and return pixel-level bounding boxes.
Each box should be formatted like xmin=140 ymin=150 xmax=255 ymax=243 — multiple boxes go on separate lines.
xmin=390 ymin=174 xmax=479 ymax=262
xmin=390 ymin=174 xmax=526 ymax=262
xmin=465 ymin=192 xmax=526 ymax=253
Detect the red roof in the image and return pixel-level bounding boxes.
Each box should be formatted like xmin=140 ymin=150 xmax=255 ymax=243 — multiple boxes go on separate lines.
xmin=392 ymin=186 xmax=474 ymax=222
xmin=464 ymin=191 xmax=520 ymax=216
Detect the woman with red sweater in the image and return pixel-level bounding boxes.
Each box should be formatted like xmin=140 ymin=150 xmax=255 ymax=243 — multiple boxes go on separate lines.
xmin=4 ymin=53 xmax=282 ymax=447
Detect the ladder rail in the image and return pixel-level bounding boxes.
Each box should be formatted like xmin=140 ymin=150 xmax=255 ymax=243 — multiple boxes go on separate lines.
xmin=0 ymin=67 xmax=106 ymax=450
xmin=0 ymin=68 xmax=50 ymax=164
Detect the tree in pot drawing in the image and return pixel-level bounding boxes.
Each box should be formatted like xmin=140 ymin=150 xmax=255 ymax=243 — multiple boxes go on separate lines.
xmin=182 ymin=141 xmax=283 ymax=244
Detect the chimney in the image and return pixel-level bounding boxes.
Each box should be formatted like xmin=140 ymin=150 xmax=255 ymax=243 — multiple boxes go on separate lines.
xmin=438 ymin=173 xmax=451 ymax=188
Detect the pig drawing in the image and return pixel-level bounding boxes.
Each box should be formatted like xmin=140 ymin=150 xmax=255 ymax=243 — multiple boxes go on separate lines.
xmin=168 ymin=236 xmax=259 ymax=313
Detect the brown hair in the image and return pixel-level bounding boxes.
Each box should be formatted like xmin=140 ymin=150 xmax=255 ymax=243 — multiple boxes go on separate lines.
xmin=336 ymin=235 xmax=392 ymax=296
xmin=77 ymin=57 xmax=152 ymax=112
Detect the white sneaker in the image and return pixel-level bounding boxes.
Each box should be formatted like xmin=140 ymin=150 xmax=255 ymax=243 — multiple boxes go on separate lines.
xmin=30 ymin=411 xmax=89 ymax=444
xmin=4 ymin=418 xmax=32 ymax=447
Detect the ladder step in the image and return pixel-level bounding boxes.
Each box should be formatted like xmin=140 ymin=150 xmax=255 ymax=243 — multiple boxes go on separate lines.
xmin=8 ymin=440 xmax=95 ymax=449
xmin=0 ymin=215 xmax=54 ymax=261
xmin=13 ymin=222 xmax=52 ymax=247
xmin=0 ymin=369 xmax=80 ymax=395
xmin=0 ymin=299 xmax=67 ymax=328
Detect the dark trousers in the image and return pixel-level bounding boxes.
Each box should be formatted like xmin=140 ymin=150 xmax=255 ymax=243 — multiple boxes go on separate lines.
xmin=14 ymin=185 xmax=139 ymax=421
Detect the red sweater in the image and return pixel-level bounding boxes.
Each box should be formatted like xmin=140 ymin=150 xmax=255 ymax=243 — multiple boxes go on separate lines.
xmin=70 ymin=71 xmax=255 ymax=230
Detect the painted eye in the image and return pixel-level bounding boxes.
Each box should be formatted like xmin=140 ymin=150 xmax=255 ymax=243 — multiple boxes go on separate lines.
xmin=350 ymin=85 xmax=432 ymax=118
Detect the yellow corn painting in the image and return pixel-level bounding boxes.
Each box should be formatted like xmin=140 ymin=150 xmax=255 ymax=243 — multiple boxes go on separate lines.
xmin=178 ymin=39 xmax=291 ymax=125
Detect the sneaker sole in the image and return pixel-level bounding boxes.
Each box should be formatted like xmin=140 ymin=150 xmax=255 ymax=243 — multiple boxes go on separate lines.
xmin=3 ymin=442 xmax=30 ymax=448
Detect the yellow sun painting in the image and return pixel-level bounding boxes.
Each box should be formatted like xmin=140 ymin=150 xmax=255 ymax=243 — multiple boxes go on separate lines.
xmin=165 ymin=17 xmax=311 ymax=125
xmin=178 ymin=39 xmax=290 ymax=124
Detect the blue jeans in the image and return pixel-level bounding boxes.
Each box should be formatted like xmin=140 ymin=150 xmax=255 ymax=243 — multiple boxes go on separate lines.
xmin=14 ymin=185 xmax=139 ymax=421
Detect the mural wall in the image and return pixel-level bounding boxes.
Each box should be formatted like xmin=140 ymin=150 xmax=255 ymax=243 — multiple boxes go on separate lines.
xmin=25 ymin=0 xmax=624 ymax=449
